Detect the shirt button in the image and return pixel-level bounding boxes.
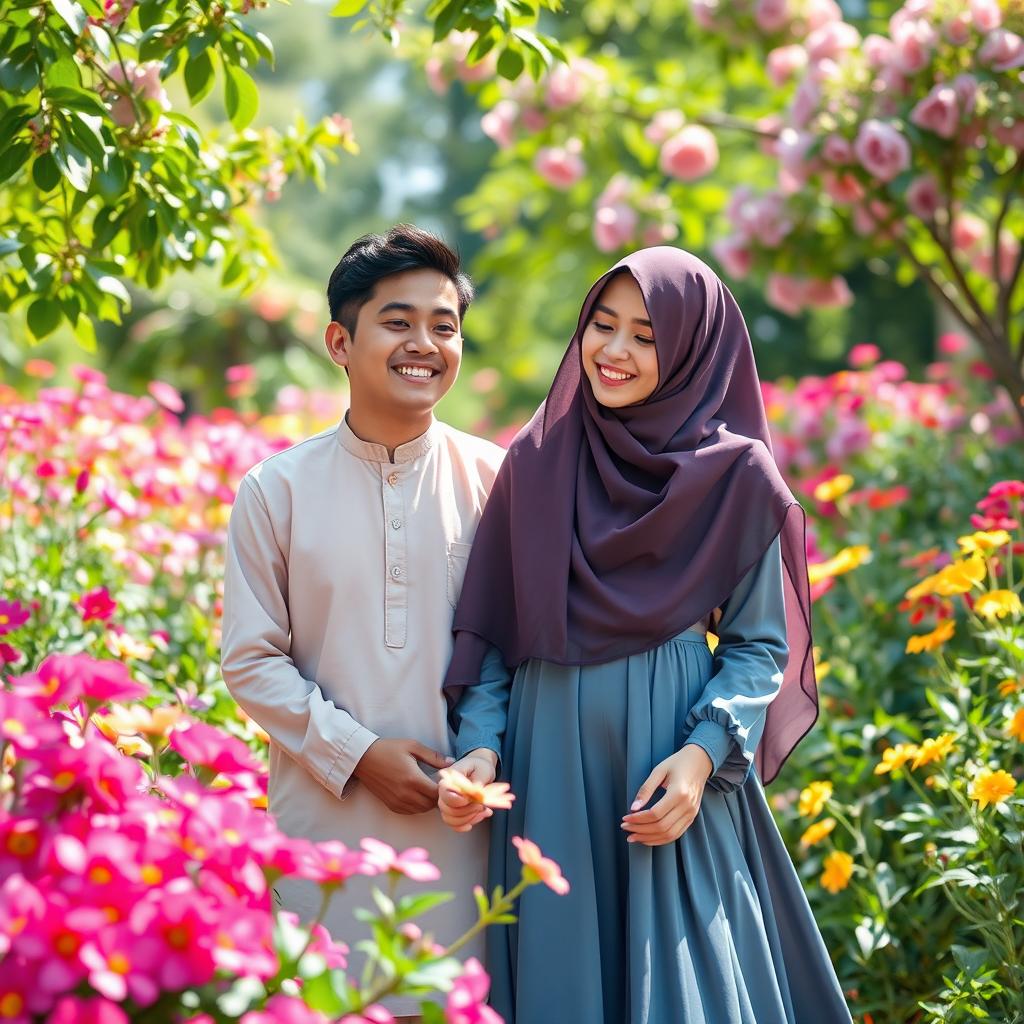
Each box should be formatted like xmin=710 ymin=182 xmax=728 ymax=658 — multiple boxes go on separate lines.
xmin=390 ymin=565 xmax=402 ymax=579
xmin=387 ymin=472 xmax=399 ymax=486
xmin=391 ymin=519 xmax=402 ymax=530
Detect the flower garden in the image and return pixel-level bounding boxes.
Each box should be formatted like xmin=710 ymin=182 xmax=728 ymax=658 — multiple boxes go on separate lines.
xmin=1 ymin=339 xmax=1021 ymax=1022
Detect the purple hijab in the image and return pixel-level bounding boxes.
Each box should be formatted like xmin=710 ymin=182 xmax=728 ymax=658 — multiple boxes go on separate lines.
xmin=446 ymin=247 xmax=818 ymax=784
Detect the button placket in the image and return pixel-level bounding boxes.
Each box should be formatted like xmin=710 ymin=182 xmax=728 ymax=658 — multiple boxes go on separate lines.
xmin=382 ymin=466 xmax=407 ymax=648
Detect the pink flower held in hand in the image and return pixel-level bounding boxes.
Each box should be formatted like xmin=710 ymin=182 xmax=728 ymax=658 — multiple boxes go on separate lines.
xmin=533 ymin=144 xmax=585 ymax=190
xmin=659 ymin=125 xmax=719 ymax=181
xmin=78 ymin=587 xmax=118 ymax=623
xmin=853 ymin=119 xmax=910 ymax=183
xmin=512 ymin=836 xmax=570 ymax=895
xmin=359 ymin=838 xmax=441 ymax=882
xmin=439 ymin=767 xmax=516 ymax=809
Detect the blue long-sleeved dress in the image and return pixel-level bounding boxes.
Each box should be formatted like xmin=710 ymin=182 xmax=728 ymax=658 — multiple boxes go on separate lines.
xmin=451 ymin=538 xmax=852 ymax=1024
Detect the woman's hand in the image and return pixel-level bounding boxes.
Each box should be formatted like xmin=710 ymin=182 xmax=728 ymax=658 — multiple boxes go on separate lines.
xmin=620 ymin=744 xmax=714 ymax=846
xmin=438 ymin=748 xmax=499 ymax=832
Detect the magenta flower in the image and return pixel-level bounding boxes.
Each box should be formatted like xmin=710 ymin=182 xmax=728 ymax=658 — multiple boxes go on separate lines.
xmin=168 ymin=720 xmax=264 ymax=776
xmin=0 ymin=599 xmax=30 ymax=635
xmin=0 ymin=692 xmax=62 ymax=753
xmin=46 ymin=995 xmax=130 ymax=1024
xmin=129 ymin=887 xmax=218 ymax=990
xmin=303 ymin=839 xmax=377 ymax=886
xmin=79 ymin=926 xmax=162 ymax=1005
xmin=36 ymin=653 xmax=148 ymax=706
xmin=340 ymin=1007 xmax=396 ymax=1024
xmin=147 ymin=381 xmax=185 ymax=414
xmin=359 ymin=838 xmax=441 ymax=882
xmin=78 ymin=587 xmax=118 ymax=623
xmin=446 ymin=957 xmax=502 ymax=1024
xmin=240 ymin=994 xmax=329 ymax=1024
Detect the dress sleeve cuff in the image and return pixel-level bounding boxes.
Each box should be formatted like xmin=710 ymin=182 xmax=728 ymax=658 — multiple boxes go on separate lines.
xmin=323 ymin=723 xmax=379 ymax=800
xmin=684 ymin=720 xmax=733 ymax=776
xmin=453 ymin=732 xmax=502 ymax=768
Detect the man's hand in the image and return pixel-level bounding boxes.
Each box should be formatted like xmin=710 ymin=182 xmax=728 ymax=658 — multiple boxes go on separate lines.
xmin=620 ymin=744 xmax=714 ymax=847
xmin=353 ymin=738 xmax=454 ymax=815
xmin=438 ymin=749 xmax=498 ymax=832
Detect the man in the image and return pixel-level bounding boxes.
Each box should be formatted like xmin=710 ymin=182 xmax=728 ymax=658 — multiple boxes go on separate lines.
xmin=221 ymin=225 xmax=505 ymax=1017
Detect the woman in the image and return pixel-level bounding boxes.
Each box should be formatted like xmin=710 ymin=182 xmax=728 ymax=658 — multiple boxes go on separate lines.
xmin=440 ymin=247 xmax=852 ymax=1024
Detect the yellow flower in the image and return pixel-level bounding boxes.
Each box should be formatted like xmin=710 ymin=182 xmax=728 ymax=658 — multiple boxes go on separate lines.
xmin=808 ymin=546 xmax=871 ymax=586
xmin=813 ymin=647 xmax=831 ymax=682
xmin=800 ymin=817 xmax=837 ymax=847
xmin=911 ymin=732 xmax=956 ymax=770
xmin=105 ymin=633 xmax=155 ymax=662
xmin=820 ymin=850 xmax=854 ymax=893
xmin=974 ymin=590 xmax=1022 ymax=621
xmin=969 ymin=768 xmax=1017 ymax=810
xmin=905 ymin=619 xmax=955 ymax=654
xmin=1007 ymin=709 xmax=1024 ymax=743
xmin=873 ymin=743 xmax=920 ymax=775
xmin=932 ymin=557 xmax=987 ymax=596
xmin=957 ymin=530 xmax=1011 ymax=555
xmin=814 ymin=474 xmax=854 ymax=503
xmin=904 ymin=574 xmax=939 ymax=602
xmin=799 ymin=780 xmax=833 ymax=818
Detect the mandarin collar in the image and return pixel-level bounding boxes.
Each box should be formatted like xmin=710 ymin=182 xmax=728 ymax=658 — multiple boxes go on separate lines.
xmin=336 ymin=414 xmax=438 ymax=464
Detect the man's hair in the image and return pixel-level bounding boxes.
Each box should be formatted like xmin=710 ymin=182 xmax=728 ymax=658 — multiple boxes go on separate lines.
xmin=326 ymin=224 xmax=474 ymax=335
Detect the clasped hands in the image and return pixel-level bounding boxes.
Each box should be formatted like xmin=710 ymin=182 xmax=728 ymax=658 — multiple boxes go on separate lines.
xmin=436 ymin=744 xmax=714 ymax=847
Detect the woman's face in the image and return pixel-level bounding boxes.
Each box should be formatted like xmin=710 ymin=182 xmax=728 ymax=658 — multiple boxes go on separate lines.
xmin=580 ymin=272 xmax=659 ymax=408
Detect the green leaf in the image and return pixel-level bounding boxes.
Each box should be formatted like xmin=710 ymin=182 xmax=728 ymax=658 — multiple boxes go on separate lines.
xmin=45 ymin=87 xmax=109 ymax=117
xmin=497 ymin=46 xmax=525 ymax=80
xmin=432 ymin=0 xmax=463 ymax=41
xmin=184 ymin=50 xmax=214 ymax=104
xmin=331 ymin=0 xmax=367 ymax=14
xmin=44 ymin=56 xmax=82 ymax=89
xmin=53 ymin=140 xmax=92 ymax=191
xmin=301 ymin=972 xmax=345 ymax=1014
xmin=27 ymin=298 xmax=62 ymax=339
xmin=223 ymin=64 xmax=258 ymax=130
xmin=0 ymin=139 xmax=32 ymax=185
xmin=51 ymin=0 xmax=88 ymax=35
xmin=138 ymin=0 xmax=167 ymax=31
xmin=0 ymin=52 xmax=40 ymax=94
xmin=93 ymin=273 xmax=130 ymax=305
xmin=32 ymin=153 xmax=61 ymax=193
xmin=96 ymin=154 xmax=128 ymax=200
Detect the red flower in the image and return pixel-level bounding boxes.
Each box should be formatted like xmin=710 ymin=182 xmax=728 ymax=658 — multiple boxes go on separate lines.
xmin=78 ymin=588 xmax=117 ymax=623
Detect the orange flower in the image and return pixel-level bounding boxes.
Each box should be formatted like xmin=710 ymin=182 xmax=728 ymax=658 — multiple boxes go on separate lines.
xmin=873 ymin=743 xmax=920 ymax=775
xmin=911 ymin=733 xmax=956 ymax=770
xmin=808 ymin=546 xmax=871 ymax=586
xmin=905 ymin=619 xmax=955 ymax=654
xmin=820 ymin=850 xmax=854 ymax=893
xmin=1007 ymin=709 xmax=1024 ymax=743
xmin=439 ymin=768 xmax=515 ymax=810
xmin=800 ymin=817 xmax=836 ymax=847
xmin=512 ymin=836 xmax=569 ymax=895
xmin=969 ymin=769 xmax=1017 ymax=810
xmin=999 ymin=677 xmax=1023 ymax=697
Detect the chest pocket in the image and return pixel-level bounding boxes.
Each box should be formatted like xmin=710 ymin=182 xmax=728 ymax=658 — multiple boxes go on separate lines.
xmin=447 ymin=541 xmax=474 ymax=608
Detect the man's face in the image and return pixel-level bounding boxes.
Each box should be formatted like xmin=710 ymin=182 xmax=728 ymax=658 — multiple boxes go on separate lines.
xmin=326 ymin=269 xmax=463 ymax=419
